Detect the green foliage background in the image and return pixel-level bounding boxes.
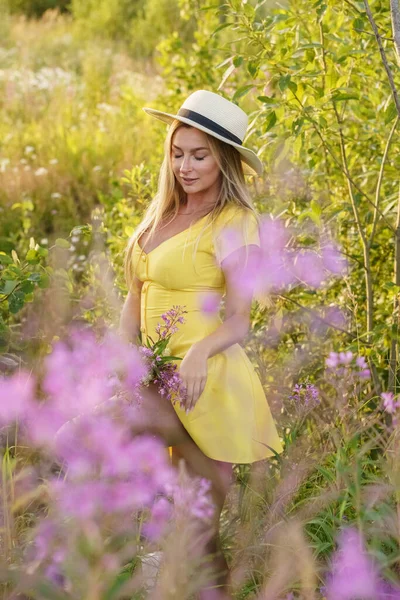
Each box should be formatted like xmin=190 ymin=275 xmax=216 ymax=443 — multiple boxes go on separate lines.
xmin=1 ymin=0 xmax=400 ymax=595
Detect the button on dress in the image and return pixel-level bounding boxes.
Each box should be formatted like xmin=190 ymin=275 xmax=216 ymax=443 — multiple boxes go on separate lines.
xmin=131 ymin=204 xmax=283 ymax=463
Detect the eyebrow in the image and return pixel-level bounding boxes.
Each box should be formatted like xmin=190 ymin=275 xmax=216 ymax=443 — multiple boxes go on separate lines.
xmin=172 ymin=144 xmax=209 ymax=152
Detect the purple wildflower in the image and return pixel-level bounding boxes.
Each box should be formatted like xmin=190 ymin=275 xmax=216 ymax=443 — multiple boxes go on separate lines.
xmin=321 ymin=242 xmax=347 ymax=275
xmin=381 ymin=392 xmax=400 ymax=415
xmin=291 ymin=250 xmax=325 ymax=288
xmin=168 ymin=475 xmax=215 ymax=523
xmin=142 ymin=496 xmax=173 ymax=541
xmin=0 ymin=370 xmax=35 ymax=424
xmin=289 ymin=382 xmax=320 ymax=410
xmin=199 ymin=291 xmax=221 ymax=315
xmin=325 ymin=527 xmax=381 ymax=600
xmin=325 ymin=351 xmax=370 ymax=380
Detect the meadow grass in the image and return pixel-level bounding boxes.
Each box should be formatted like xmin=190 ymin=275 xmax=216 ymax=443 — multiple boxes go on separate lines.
xmin=0 ymin=9 xmax=400 ymax=600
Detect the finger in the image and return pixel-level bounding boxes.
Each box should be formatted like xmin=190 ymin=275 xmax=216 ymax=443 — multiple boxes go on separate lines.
xmin=189 ymin=381 xmax=201 ymax=412
xmin=199 ymin=378 xmax=207 ymax=398
xmin=185 ymin=381 xmax=194 ymax=414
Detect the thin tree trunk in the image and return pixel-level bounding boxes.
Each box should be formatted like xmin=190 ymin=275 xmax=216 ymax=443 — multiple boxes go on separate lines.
xmin=391 ymin=0 xmax=400 ymax=66
xmin=388 ymin=183 xmax=400 ymax=392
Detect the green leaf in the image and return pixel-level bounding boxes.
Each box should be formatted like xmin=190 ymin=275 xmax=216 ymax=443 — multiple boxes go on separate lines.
xmin=0 ymin=253 xmax=12 ymax=265
xmin=211 ymin=21 xmax=234 ymax=37
xmin=319 ymin=115 xmax=328 ymax=128
xmin=232 ymin=85 xmax=254 ymax=102
xmin=38 ymin=274 xmax=50 ymax=289
xmin=9 ymin=290 xmax=25 ymax=314
xmin=384 ymin=102 xmax=397 ymax=124
xmin=20 ymin=280 xmax=35 ymax=294
xmin=37 ymin=246 xmax=48 ymax=258
xmin=353 ymin=17 xmax=364 ymax=31
xmin=28 ymin=272 xmax=42 ymax=282
xmin=292 ymin=118 xmax=304 ymax=135
xmin=55 ymin=238 xmax=71 ymax=249
xmin=310 ymin=199 xmax=322 ymax=225
xmin=257 ymin=95 xmax=277 ymax=104
xmin=264 ymin=111 xmax=277 ymax=132
xmin=247 ymin=61 xmax=259 ymax=78
xmin=332 ymin=92 xmax=359 ymax=102
xmin=26 ymin=248 xmax=39 ymax=263
xmin=0 ymin=280 xmax=18 ymax=295
xmin=297 ymin=42 xmax=323 ymax=49
xmin=278 ymin=74 xmax=291 ymax=91
xmin=233 ymin=55 xmax=243 ymax=68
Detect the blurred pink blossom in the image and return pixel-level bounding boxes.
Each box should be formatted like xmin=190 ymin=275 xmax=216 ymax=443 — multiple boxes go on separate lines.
xmin=291 ymin=250 xmax=325 ymax=288
xmin=325 ymin=527 xmax=380 ymax=600
xmin=199 ymin=292 xmax=222 ymax=315
xmin=381 ymin=392 xmax=400 ymax=415
xmin=321 ymin=242 xmax=347 ymax=275
xmin=0 ymin=370 xmax=35 ymax=424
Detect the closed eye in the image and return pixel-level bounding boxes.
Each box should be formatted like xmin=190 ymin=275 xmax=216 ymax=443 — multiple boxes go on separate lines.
xmin=172 ymin=155 xmax=206 ymax=161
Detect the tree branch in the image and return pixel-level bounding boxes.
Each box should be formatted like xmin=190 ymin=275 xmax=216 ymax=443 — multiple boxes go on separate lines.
xmin=391 ymin=0 xmax=400 ymax=66
xmin=369 ymin=116 xmax=399 ymax=248
xmin=364 ymin=0 xmax=400 ymax=118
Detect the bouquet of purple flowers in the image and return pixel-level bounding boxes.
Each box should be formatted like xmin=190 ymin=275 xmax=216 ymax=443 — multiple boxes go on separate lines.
xmin=135 ymin=305 xmax=189 ymax=408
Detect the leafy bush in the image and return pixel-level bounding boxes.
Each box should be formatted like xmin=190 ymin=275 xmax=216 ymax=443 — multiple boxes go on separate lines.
xmin=7 ymin=0 xmax=70 ymax=17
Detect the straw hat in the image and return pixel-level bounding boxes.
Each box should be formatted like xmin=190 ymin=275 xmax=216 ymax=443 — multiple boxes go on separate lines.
xmin=143 ymin=89 xmax=263 ymax=176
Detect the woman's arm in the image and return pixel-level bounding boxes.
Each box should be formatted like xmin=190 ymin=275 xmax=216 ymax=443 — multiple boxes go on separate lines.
xmin=195 ymin=246 xmax=259 ymax=359
xmin=118 ymin=279 xmax=143 ymax=345
xmin=179 ymin=245 xmax=260 ymax=412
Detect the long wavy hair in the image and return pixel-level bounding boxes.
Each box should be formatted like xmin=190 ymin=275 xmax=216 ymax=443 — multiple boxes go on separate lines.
xmin=124 ymin=120 xmax=260 ymax=292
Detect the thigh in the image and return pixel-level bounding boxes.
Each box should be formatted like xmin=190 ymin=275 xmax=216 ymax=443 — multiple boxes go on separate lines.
xmin=129 ymin=382 xmax=192 ymax=447
xmin=171 ymin=446 xmax=233 ymax=507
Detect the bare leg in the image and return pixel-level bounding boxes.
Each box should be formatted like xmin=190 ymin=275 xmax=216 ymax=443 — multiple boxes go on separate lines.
xmin=127 ymin=383 xmax=232 ymax=510
xmin=126 ymin=383 xmax=234 ymax=597
xmin=172 ymin=446 xmax=234 ymax=599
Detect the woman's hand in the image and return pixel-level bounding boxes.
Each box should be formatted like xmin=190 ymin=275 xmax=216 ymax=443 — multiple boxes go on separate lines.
xmin=178 ymin=342 xmax=209 ymax=414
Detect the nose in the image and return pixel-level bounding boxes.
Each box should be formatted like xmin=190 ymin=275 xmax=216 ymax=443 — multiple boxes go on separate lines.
xmin=180 ymin=155 xmax=192 ymax=174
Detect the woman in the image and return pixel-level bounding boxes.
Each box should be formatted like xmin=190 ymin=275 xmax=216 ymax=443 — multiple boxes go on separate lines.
xmin=119 ymin=90 xmax=283 ymax=599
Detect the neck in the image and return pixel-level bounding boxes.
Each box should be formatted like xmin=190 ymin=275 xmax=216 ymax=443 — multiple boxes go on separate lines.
xmin=184 ymin=182 xmax=221 ymax=212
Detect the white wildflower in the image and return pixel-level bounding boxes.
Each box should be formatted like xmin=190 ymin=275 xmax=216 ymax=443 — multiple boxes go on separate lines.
xmin=0 ymin=158 xmax=10 ymax=172
xmin=34 ymin=167 xmax=48 ymax=176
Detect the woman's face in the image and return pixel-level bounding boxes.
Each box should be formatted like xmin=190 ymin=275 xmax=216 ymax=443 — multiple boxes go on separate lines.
xmin=171 ymin=126 xmax=221 ymax=197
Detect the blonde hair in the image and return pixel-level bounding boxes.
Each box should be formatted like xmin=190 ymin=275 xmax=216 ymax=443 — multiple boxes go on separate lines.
xmin=124 ymin=120 xmax=260 ymax=292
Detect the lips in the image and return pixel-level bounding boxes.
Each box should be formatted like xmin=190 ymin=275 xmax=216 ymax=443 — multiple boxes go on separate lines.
xmin=182 ymin=177 xmax=198 ymax=183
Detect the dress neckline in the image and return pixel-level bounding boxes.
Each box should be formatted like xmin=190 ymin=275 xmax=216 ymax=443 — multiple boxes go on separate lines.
xmin=136 ymin=211 xmax=213 ymax=256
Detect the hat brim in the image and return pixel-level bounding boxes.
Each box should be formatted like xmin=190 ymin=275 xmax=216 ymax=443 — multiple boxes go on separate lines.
xmin=143 ymin=107 xmax=263 ymax=176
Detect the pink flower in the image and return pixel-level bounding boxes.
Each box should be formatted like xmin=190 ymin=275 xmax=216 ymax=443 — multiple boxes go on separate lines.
xmin=339 ymin=351 xmax=353 ymax=365
xmin=42 ymin=329 xmax=147 ymax=425
xmin=326 ymin=352 xmax=340 ymax=368
xmin=259 ymin=216 xmax=290 ymax=253
xmin=381 ymin=392 xmax=399 ymax=415
xmin=142 ymin=496 xmax=173 ymax=540
xmin=325 ymin=527 xmax=380 ymax=600
xmin=199 ymin=292 xmax=221 ymax=315
xmin=291 ymin=250 xmax=325 ymax=288
xmin=322 ymin=243 xmax=347 ymax=275
xmin=0 ymin=370 xmax=35 ymax=424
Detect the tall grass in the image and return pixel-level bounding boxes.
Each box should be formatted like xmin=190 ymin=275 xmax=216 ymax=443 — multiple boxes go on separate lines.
xmin=0 ymin=12 xmax=164 ymax=244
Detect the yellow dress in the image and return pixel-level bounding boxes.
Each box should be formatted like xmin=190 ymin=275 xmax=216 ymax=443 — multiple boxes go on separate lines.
xmin=131 ymin=204 xmax=284 ymax=464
